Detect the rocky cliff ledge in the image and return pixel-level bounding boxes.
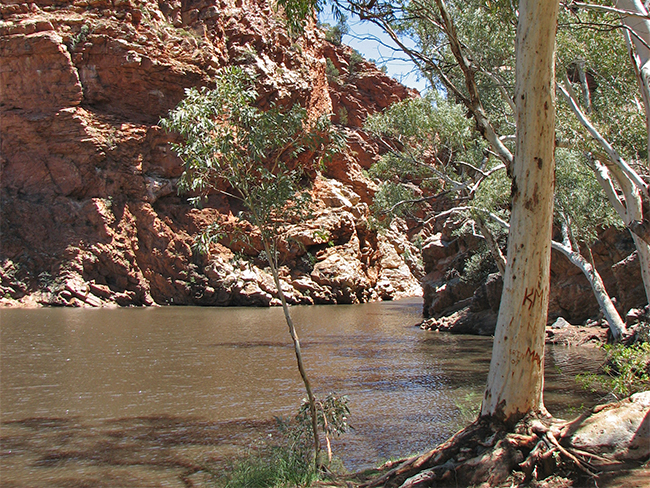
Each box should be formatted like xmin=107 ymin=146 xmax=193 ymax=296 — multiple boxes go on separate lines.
xmin=0 ymin=0 xmax=422 ymax=307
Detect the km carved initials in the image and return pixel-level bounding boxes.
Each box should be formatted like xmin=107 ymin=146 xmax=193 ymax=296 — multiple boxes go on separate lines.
xmin=522 ymin=287 xmax=543 ymax=310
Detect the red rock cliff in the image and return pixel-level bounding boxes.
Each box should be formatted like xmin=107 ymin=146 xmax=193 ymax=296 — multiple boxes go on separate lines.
xmin=0 ymin=0 xmax=420 ymax=307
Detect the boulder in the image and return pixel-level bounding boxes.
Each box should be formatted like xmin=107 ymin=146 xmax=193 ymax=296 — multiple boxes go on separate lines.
xmin=565 ymin=391 xmax=650 ymax=461
xmin=311 ymin=248 xmax=371 ymax=304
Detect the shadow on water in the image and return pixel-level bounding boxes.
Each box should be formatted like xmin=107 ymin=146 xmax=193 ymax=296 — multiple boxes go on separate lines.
xmin=2 ymin=415 xmax=278 ymax=487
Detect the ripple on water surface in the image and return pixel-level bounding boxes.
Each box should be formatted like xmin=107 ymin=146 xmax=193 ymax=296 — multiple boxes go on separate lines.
xmin=1 ymin=299 xmax=605 ymax=485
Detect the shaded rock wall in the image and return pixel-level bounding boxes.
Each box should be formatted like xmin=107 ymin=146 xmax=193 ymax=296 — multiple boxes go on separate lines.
xmin=0 ymin=0 xmax=421 ymax=307
xmin=421 ymin=221 xmax=646 ymax=335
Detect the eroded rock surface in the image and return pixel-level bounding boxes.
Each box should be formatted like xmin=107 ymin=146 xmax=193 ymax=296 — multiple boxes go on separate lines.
xmin=0 ymin=0 xmax=421 ymax=307
xmin=420 ymin=218 xmax=646 ymax=334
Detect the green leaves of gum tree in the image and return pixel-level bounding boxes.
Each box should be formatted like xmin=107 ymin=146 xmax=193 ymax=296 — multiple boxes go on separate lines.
xmin=364 ymin=92 xmax=488 ymax=222
xmin=275 ymin=0 xmax=322 ymax=36
xmin=554 ymin=149 xmax=624 ymax=245
xmin=555 ymin=7 xmax=647 ymax=162
xmin=160 ymin=67 xmax=341 ymax=257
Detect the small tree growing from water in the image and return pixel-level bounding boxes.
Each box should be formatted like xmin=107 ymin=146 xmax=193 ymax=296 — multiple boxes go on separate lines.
xmin=161 ymin=66 xmax=343 ymax=468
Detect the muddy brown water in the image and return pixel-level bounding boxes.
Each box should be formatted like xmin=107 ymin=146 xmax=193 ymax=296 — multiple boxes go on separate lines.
xmin=1 ymin=298 xmax=608 ymax=487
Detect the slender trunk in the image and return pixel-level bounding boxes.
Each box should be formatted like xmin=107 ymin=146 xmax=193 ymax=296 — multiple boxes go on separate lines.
xmin=551 ymin=241 xmax=627 ymax=340
xmin=617 ymin=0 xmax=650 ymax=153
xmin=261 ymin=237 xmax=321 ymax=466
xmin=481 ymin=0 xmax=559 ymax=424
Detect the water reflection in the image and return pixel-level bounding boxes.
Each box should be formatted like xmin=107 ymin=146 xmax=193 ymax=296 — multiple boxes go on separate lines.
xmin=1 ymin=299 xmax=604 ymax=485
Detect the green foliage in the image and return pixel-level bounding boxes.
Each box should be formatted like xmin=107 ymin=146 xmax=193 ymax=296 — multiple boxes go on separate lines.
xmin=365 ymin=92 xmax=475 ymax=147
xmin=163 ymin=67 xmax=347 ymax=471
xmin=161 ymin=67 xmax=341 ymax=259
xmin=312 ymin=229 xmax=332 ymax=245
xmin=460 ymin=248 xmax=498 ymax=285
xmin=68 ymin=23 xmax=91 ymax=51
xmin=348 ymin=49 xmax=365 ymax=75
xmin=301 ymin=251 xmax=317 ymax=270
xmin=325 ymin=58 xmax=340 ymax=84
xmin=364 ymin=92 xmax=488 ymax=222
xmin=237 ymin=44 xmax=259 ymax=63
xmin=577 ymin=342 xmax=650 ymax=399
xmin=453 ymin=390 xmax=482 ymax=428
xmin=471 ymin=164 xmax=510 ymax=213
xmin=275 ymin=0 xmax=322 ymax=35
xmin=297 ymin=393 xmax=351 ymax=443
xmin=221 ymin=428 xmax=317 ymax=488
xmin=338 ymin=106 xmax=348 ymax=126
xmin=220 ymin=394 xmax=349 ymax=487
xmin=369 ymin=181 xmax=419 ymax=224
xmin=554 ymin=149 xmax=624 ymax=245
xmin=391 ymin=0 xmax=518 ymax=133
xmin=321 ymin=15 xmax=349 ymax=45
xmin=555 ymin=7 xmax=647 ymax=162
xmin=191 ymin=222 xmax=226 ymax=256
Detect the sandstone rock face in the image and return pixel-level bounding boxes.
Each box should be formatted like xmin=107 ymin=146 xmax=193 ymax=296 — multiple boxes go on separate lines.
xmin=565 ymin=391 xmax=650 ymax=461
xmin=0 ymin=1 xmax=421 ymax=307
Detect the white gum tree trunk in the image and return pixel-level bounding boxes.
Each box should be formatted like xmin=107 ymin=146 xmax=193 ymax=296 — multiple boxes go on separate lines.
xmin=617 ymin=0 xmax=650 ymax=304
xmin=480 ymin=0 xmax=559 ymax=424
xmin=617 ymin=0 xmax=650 ymax=150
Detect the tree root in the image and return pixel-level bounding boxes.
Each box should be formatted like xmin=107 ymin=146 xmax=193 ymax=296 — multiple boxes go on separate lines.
xmin=355 ymin=414 xmax=627 ymax=488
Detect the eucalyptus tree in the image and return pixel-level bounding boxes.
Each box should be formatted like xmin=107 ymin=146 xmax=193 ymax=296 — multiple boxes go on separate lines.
xmin=365 ymin=93 xmax=629 ymax=339
xmin=555 ymin=1 xmax=650 ymax=304
xmin=161 ymin=67 xmax=343 ymax=466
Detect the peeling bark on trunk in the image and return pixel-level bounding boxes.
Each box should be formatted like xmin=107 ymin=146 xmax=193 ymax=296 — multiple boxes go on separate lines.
xmin=481 ymin=0 xmax=559 ymax=425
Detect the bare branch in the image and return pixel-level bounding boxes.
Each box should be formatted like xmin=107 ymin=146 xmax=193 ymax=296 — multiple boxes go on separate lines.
xmin=568 ymin=1 xmax=650 ymax=20
xmin=476 ymin=217 xmax=507 ymax=275
xmin=478 ymin=67 xmax=517 ymax=114
xmin=423 ymin=205 xmax=471 ymax=226
xmin=584 ymin=153 xmax=628 ymax=219
xmin=484 ymin=210 xmax=511 ymax=230
xmin=386 ymin=189 xmax=450 ymax=215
